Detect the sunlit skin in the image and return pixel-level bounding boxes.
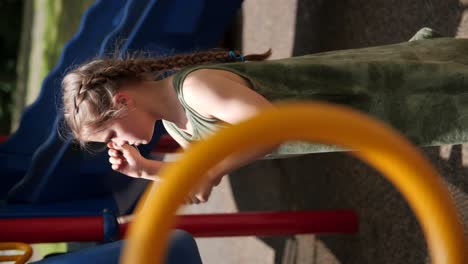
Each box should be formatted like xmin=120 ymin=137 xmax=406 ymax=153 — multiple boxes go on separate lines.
xmin=82 ymin=69 xmax=275 ymax=204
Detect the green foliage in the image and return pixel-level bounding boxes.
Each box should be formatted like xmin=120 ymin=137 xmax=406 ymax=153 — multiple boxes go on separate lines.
xmin=0 ymin=0 xmax=23 ymax=133
xmin=1 ymin=0 xmax=93 ymax=134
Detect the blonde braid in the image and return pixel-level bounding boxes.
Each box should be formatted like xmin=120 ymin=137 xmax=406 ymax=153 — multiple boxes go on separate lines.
xmin=62 ymin=48 xmax=271 ymax=147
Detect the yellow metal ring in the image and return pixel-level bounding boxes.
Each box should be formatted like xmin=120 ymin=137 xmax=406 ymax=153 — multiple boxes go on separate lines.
xmin=122 ymin=102 xmax=466 ymax=263
xmin=0 ymin=242 xmax=33 ymax=264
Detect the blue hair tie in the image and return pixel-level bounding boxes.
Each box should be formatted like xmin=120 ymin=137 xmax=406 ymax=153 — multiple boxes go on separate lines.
xmin=229 ymin=51 xmax=245 ymax=62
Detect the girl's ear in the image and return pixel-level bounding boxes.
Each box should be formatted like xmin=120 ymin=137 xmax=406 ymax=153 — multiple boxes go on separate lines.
xmin=113 ymin=92 xmax=134 ymax=108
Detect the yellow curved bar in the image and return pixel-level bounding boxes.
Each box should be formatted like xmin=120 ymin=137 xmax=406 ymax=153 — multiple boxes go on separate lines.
xmin=0 ymin=242 xmax=33 ymax=264
xmin=121 ymin=102 xmax=466 ymax=264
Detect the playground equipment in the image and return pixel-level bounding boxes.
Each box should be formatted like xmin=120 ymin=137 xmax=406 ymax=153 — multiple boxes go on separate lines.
xmin=3 ymin=102 xmax=464 ymax=263
xmin=1 ymin=1 xmax=465 ymax=263
xmin=0 ymin=211 xmax=358 ymax=243
xmin=122 ymin=102 xmax=467 ymax=263
xmin=0 ymin=242 xmax=32 ymax=264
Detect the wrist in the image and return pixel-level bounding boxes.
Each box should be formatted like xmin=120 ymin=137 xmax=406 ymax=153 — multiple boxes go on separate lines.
xmin=141 ymin=159 xmax=164 ymax=181
xmin=206 ymin=167 xmax=225 ymax=186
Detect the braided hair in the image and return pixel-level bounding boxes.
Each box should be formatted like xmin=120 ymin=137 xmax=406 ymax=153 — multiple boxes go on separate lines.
xmin=62 ymin=49 xmax=271 ymax=147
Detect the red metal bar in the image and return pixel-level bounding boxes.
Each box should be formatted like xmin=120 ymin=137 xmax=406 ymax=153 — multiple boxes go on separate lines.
xmin=0 ymin=134 xmax=7 ymax=144
xmin=0 ymin=216 xmax=104 ymax=243
xmin=153 ymin=134 xmax=180 ymax=153
xmin=0 ymin=211 xmax=358 ymax=243
xmin=179 ymin=210 xmax=358 ymax=237
xmin=119 ymin=210 xmax=358 ymax=238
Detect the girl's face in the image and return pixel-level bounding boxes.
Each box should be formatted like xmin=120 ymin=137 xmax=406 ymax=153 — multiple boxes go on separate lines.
xmin=85 ymin=94 xmax=156 ymax=147
xmin=106 ymin=107 xmax=155 ymax=147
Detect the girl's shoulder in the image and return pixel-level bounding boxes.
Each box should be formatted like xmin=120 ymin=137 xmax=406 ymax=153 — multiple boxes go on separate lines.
xmin=182 ymin=67 xmax=248 ymax=87
xmin=176 ymin=66 xmax=271 ymax=124
xmin=178 ymin=67 xmax=253 ymax=101
xmin=178 ymin=68 xmax=241 ymax=119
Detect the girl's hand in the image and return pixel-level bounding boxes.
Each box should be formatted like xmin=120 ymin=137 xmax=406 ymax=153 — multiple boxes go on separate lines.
xmin=186 ymin=169 xmax=224 ymax=204
xmin=107 ymin=142 xmax=149 ymax=178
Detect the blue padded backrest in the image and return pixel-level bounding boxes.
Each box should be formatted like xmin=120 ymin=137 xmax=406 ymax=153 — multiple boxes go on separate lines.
xmin=32 ymin=230 xmax=202 ymax=264
xmin=6 ymin=0 xmax=153 ymax=205
xmin=6 ymin=0 xmax=242 ymax=215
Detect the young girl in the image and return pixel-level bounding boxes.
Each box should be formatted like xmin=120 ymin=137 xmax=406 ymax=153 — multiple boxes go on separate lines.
xmin=62 ymin=28 xmax=468 ymax=203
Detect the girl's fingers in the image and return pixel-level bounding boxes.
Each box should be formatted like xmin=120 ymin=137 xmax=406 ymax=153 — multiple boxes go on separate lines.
xmin=195 ymin=192 xmax=209 ymax=203
xmin=108 ymin=142 xmax=125 ymax=151
xmin=109 ymin=156 xmax=123 ymax=165
xmin=111 ymin=162 xmax=127 ymax=171
xmin=109 ymin=143 xmax=137 ymax=159
xmin=187 ymin=192 xmax=200 ymax=204
xmin=120 ymin=144 xmax=137 ymax=156
xmin=108 ymin=148 xmax=122 ymax=157
xmin=191 ymin=197 xmax=200 ymax=204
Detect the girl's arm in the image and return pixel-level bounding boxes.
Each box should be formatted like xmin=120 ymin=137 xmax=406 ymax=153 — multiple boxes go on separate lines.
xmin=138 ymin=123 xmax=190 ymax=180
xmin=206 ymin=144 xmax=278 ymax=184
xmin=139 ymin=130 xmax=190 ymax=181
xmin=182 ymin=70 xmax=280 ymax=184
xmin=140 ymin=159 xmax=166 ymax=181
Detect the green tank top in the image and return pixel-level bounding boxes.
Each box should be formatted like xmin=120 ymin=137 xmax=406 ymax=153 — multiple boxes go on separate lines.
xmin=162 ymin=31 xmax=468 ymax=157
